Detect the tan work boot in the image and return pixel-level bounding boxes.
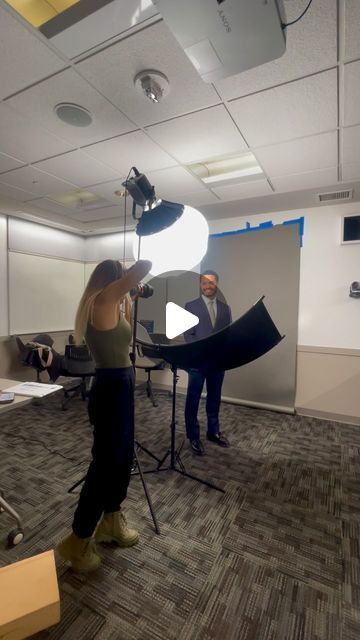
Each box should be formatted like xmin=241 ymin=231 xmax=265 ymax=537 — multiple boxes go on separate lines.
xmin=57 ymin=533 xmax=101 ymax=573
xmin=95 ymin=510 xmax=139 ymax=547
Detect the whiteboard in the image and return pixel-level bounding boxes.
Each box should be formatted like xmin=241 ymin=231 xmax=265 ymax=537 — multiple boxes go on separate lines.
xmin=9 ymin=252 xmax=85 ymax=334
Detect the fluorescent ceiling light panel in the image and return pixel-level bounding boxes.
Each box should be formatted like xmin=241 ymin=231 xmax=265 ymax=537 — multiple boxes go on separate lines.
xmin=202 ymin=166 xmax=263 ymax=184
xmin=5 ymin=0 xmax=80 ymax=28
xmin=188 ymin=152 xmax=264 ymax=187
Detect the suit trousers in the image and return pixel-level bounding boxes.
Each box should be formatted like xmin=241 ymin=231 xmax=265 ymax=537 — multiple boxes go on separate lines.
xmin=72 ymin=367 xmax=135 ymax=539
xmin=185 ymin=368 xmax=225 ymax=441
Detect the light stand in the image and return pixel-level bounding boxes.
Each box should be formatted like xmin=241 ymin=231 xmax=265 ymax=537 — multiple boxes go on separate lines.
xmin=122 ymin=167 xmax=224 ymax=493
xmin=153 ymin=364 xmax=225 ymax=492
xmin=129 ymin=269 xmax=161 ymax=535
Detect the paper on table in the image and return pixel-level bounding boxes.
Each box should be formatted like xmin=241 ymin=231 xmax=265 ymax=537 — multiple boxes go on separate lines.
xmin=4 ymin=382 xmax=63 ymax=398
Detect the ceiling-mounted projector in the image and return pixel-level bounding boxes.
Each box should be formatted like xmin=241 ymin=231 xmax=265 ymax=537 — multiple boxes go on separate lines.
xmin=152 ymin=0 xmax=286 ymax=83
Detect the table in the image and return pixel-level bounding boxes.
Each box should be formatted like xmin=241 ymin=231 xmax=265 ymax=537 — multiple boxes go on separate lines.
xmin=0 ymin=378 xmax=33 ymax=414
xmin=0 ymin=378 xmax=34 ymax=546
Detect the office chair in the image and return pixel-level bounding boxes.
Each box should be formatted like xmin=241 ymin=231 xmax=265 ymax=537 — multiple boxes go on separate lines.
xmin=15 ymin=335 xmax=52 ymax=382
xmin=135 ymin=323 xmax=166 ymax=407
xmin=60 ymin=341 xmax=95 ymax=410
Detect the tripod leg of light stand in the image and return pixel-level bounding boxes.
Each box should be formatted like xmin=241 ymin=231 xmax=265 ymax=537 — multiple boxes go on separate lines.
xmin=135 ymin=440 xmax=162 ymax=465
xmin=68 ymin=475 xmax=86 ymax=494
xmin=173 ymin=468 xmax=225 ymax=493
xmin=156 ymin=448 xmax=170 ymax=470
xmin=155 ymin=367 xmax=225 ymax=493
xmin=133 ymin=447 xmax=160 ymax=534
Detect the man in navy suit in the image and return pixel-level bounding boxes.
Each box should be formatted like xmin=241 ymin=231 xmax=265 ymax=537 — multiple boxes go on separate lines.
xmin=184 ymin=270 xmax=232 ymax=456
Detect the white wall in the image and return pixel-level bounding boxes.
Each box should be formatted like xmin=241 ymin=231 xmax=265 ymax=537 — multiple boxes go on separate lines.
xmin=209 ymin=201 xmax=360 ymax=349
xmin=0 ymin=214 xmax=8 ymax=336
xmin=85 ymin=232 xmax=135 ymax=263
xmin=8 ymin=218 xmax=85 ymax=261
xmin=2 ymin=201 xmax=359 ymax=349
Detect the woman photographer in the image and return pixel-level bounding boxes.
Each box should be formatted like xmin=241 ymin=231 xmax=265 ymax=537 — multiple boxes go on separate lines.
xmin=58 ymin=258 xmax=151 ymax=573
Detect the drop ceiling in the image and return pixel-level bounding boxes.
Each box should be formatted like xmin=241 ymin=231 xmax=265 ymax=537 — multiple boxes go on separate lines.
xmin=0 ymin=0 xmax=359 ymax=235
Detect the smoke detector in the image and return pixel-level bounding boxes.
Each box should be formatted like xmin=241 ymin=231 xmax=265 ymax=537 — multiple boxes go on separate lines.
xmin=134 ymin=70 xmax=170 ymax=104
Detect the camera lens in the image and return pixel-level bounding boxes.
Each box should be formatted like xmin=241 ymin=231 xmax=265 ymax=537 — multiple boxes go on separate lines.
xmin=141 ymin=284 xmax=154 ymax=298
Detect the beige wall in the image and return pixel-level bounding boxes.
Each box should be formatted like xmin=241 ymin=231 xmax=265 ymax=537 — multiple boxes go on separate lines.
xmin=2 ymin=335 xmax=360 ymax=425
xmin=138 ymin=345 xmax=360 ymax=425
xmin=295 ymin=346 xmax=360 ymax=425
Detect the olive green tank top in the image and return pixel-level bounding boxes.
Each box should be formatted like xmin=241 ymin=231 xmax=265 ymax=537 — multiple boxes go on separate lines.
xmin=85 ymin=314 xmax=132 ymax=369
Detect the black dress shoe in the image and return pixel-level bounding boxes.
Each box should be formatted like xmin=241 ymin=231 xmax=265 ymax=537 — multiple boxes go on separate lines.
xmin=190 ymin=439 xmax=205 ymax=456
xmin=206 ymin=432 xmax=230 ymax=447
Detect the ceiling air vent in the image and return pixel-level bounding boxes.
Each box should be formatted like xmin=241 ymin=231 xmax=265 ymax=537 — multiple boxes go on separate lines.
xmin=317 ymin=189 xmax=353 ymax=203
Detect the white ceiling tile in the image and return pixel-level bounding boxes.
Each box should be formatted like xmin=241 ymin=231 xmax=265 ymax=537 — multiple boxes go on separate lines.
xmin=0 ymin=152 xmax=25 ymax=174
xmin=344 ymin=61 xmax=360 ymax=127
xmin=84 ymin=130 xmax=177 ymax=174
xmin=228 ymin=70 xmax=337 ymax=148
xmin=0 ymin=4 xmax=66 ymax=101
xmin=144 ymin=166 xmax=209 ymax=198
xmin=69 ymin=205 xmax=124 ymax=223
xmin=271 ymin=167 xmax=338 ymax=193
xmin=142 ymin=167 xmax=219 ymax=205
xmin=86 ymin=168 xmax=220 ymax=210
xmin=77 ymin=21 xmax=219 ymax=127
xmin=7 ymin=68 xmax=136 ymax=147
xmin=0 ymin=166 xmax=76 ymax=197
xmin=23 ymin=197 xmax=79 ymax=217
xmin=215 ymin=0 xmax=337 ymax=100
xmin=212 ymin=179 xmax=272 ymax=201
xmin=0 ymin=103 xmax=73 ymax=163
xmin=342 ymin=163 xmax=360 ymax=182
xmin=254 ymin=131 xmax=338 ymax=178
xmin=146 ymin=105 xmax=247 ymax=164
xmin=84 ymin=179 xmax=126 ymax=205
xmin=344 ymin=0 xmax=360 ymax=61
xmin=34 ymin=150 xmax=121 ymax=188
xmin=179 ymin=191 xmax=219 ymax=207
xmin=342 ymin=125 xmax=360 ymax=164
xmin=0 ymin=181 xmax=37 ymax=202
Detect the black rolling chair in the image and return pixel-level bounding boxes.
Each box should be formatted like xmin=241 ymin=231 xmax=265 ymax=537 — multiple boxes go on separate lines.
xmin=15 ymin=334 xmax=55 ymax=382
xmin=135 ymin=323 xmax=166 ymax=407
xmin=61 ymin=342 xmax=95 ymax=410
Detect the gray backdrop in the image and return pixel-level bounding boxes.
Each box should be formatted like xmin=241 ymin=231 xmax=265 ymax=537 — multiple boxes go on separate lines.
xmin=137 ymin=224 xmax=300 ymax=410
xmin=202 ymin=224 xmax=300 ymax=409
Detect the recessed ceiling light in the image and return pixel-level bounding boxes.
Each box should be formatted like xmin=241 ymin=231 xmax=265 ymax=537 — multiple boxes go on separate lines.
xmin=54 ymin=103 xmax=93 ymax=127
xmin=188 ymin=152 xmax=264 ymax=187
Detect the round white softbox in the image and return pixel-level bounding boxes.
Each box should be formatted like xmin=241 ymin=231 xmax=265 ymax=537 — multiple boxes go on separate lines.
xmin=133 ymin=205 xmax=209 ymax=276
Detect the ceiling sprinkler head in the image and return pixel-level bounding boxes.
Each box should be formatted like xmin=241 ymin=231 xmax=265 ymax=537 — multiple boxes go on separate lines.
xmin=134 ymin=70 xmax=170 ymax=104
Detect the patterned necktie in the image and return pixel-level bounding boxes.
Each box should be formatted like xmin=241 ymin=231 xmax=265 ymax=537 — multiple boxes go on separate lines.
xmin=208 ymin=299 xmax=216 ymax=327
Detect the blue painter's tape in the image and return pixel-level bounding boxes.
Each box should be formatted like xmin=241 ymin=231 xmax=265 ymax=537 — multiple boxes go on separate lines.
xmin=210 ymin=216 xmax=304 ymax=247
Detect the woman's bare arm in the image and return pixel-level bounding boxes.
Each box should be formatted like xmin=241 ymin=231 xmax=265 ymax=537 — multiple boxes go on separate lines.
xmin=97 ymin=260 xmax=152 ymax=305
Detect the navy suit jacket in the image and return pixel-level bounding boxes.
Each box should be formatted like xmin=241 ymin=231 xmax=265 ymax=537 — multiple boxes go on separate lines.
xmin=184 ymin=297 xmax=232 ymax=344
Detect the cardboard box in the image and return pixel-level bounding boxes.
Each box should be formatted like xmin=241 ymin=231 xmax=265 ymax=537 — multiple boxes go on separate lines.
xmin=0 ymin=550 xmax=60 ymax=640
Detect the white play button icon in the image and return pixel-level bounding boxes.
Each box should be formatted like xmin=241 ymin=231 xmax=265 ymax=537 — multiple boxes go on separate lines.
xmin=166 ymin=302 xmax=199 ymax=340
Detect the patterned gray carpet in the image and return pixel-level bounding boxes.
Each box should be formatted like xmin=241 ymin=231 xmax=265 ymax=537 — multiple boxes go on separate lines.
xmin=0 ymin=385 xmax=360 ymax=640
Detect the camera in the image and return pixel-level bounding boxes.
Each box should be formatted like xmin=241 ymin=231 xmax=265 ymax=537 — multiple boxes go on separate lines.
xmin=130 ymin=283 xmax=154 ymax=299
